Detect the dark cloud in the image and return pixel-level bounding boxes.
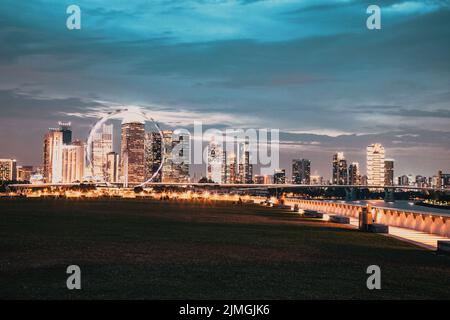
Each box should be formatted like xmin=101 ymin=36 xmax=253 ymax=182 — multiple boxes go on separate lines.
xmin=0 ymin=0 xmax=449 ymax=176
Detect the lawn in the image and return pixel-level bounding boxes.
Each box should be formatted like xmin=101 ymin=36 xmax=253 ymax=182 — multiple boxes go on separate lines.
xmin=0 ymin=197 xmax=449 ymax=299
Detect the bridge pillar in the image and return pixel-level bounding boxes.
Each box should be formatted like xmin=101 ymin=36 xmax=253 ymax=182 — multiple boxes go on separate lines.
xmin=345 ymin=187 xmax=358 ymax=202
xmin=384 ymin=187 xmax=395 ymax=202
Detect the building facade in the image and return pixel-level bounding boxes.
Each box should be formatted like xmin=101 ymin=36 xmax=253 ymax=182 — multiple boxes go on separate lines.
xmin=348 ymin=162 xmax=361 ymax=185
xmin=0 ymin=159 xmax=17 ymax=181
xmin=384 ymin=159 xmax=394 ymax=186
xmin=273 ymin=169 xmax=286 ymax=184
xmin=91 ymin=124 xmax=113 ymax=181
xmin=106 ymin=152 xmax=120 ymax=183
xmin=292 ymin=158 xmax=311 ymax=184
xmin=144 ymin=132 xmax=162 ymax=182
xmin=332 ymin=152 xmax=348 ymax=185
xmin=367 ymin=143 xmax=385 ymax=186
xmin=62 ymin=141 xmax=85 ymax=183
xmin=121 ymin=121 xmax=145 ymax=186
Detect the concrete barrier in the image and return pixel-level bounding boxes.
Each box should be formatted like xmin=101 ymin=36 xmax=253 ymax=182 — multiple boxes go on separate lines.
xmin=329 ymin=215 xmax=350 ymax=224
xmin=282 ymin=198 xmax=450 ymax=238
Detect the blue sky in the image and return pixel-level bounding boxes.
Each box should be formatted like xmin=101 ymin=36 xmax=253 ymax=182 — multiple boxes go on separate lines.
xmin=1 ymin=0 xmax=450 ymax=178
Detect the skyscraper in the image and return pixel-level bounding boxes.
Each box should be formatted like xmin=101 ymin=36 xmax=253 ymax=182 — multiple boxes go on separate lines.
xmin=144 ymin=132 xmax=162 ymax=182
xmin=332 ymin=152 xmax=347 ymax=185
xmin=62 ymin=140 xmax=85 ymax=183
xmin=0 ymin=159 xmax=17 ymax=181
xmin=43 ymin=129 xmax=64 ymax=183
xmin=225 ymin=152 xmax=237 ymax=184
xmin=161 ymin=130 xmax=173 ymax=183
xmin=92 ymin=124 xmax=113 ymax=181
xmin=367 ymin=143 xmax=385 ymax=186
xmin=292 ymin=159 xmax=311 ymax=184
xmin=106 ymin=152 xmax=119 ymax=183
xmin=238 ymin=141 xmax=252 ymax=184
xmin=273 ymin=169 xmax=286 ymax=184
xmin=207 ymin=137 xmax=223 ymax=183
xmin=348 ymin=162 xmax=361 ymax=185
xmin=58 ymin=121 xmax=72 ymax=145
xmin=171 ymin=131 xmax=190 ymax=183
xmin=17 ymin=165 xmax=33 ymax=182
xmin=121 ymin=121 xmax=145 ymax=186
xmin=384 ymin=159 xmax=394 ymax=186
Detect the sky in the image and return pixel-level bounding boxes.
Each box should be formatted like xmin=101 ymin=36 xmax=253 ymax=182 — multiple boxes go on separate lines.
xmin=0 ymin=0 xmax=450 ymax=179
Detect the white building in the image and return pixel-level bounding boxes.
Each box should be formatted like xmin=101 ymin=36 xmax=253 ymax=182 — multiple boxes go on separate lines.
xmin=367 ymin=143 xmax=385 ymax=186
xmin=92 ymin=124 xmax=113 ymax=181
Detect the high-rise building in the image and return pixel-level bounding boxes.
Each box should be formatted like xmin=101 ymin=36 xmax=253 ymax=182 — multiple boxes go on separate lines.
xmin=384 ymin=159 xmax=394 ymax=186
xmin=238 ymin=141 xmax=252 ymax=183
xmin=106 ymin=152 xmax=119 ymax=183
xmin=348 ymin=162 xmax=361 ymax=185
xmin=332 ymin=152 xmax=348 ymax=185
xmin=292 ymin=159 xmax=311 ymax=184
xmin=225 ymin=152 xmax=237 ymax=184
xmin=121 ymin=121 xmax=145 ymax=186
xmin=161 ymin=130 xmax=173 ymax=183
xmin=367 ymin=143 xmax=385 ymax=186
xmin=0 ymin=159 xmax=17 ymax=181
xmin=92 ymin=124 xmax=113 ymax=181
xmin=171 ymin=131 xmax=190 ymax=183
xmin=144 ymin=132 xmax=162 ymax=182
xmin=62 ymin=140 xmax=85 ymax=183
xmin=159 ymin=130 xmax=190 ymax=183
xmin=43 ymin=129 xmax=64 ymax=183
xmin=58 ymin=121 xmax=72 ymax=145
xmin=17 ymin=165 xmax=33 ymax=182
xmin=207 ymin=138 xmax=223 ymax=183
xmin=398 ymin=175 xmax=409 ymax=186
xmin=273 ymin=169 xmax=286 ymax=184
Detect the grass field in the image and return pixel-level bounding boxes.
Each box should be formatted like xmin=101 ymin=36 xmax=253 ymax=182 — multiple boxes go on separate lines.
xmin=1 ymin=197 xmax=449 ymax=299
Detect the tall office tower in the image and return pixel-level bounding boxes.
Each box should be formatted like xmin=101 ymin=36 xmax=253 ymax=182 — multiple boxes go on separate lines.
xmin=61 ymin=140 xmax=85 ymax=183
xmin=367 ymin=143 xmax=385 ymax=186
xmin=17 ymin=165 xmax=33 ymax=182
xmin=398 ymin=175 xmax=409 ymax=186
xmin=225 ymin=152 xmax=237 ymax=184
xmin=91 ymin=124 xmax=113 ymax=180
xmin=221 ymin=149 xmax=228 ymax=184
xmin=348 ymin=162 xmax=361 ymax=185
xmin=207 ymin=138 xmax=223 ymax=183
xmin=43 ymin=129 xmax=64 ymax=183
xmin=121 ymin=121 xmax=145 ymax=186
xmin=171 ymin=131 xmax=190 ymax=183
xmin=437 ymin=170 xmax=443 ymax=188
xmin=106 ymin=152 xmax=119 ymax=183
xmin=332 ymin=152 xmax=348 ymax=185
xmin=144 ymin=132 xmax=162 ymax=182
xmin=238 ymin=141 xmax=252 ymax=183
xmin=161 ymin=130 xmax=174 ymax=183
xmin=384 ymin=159 xmax=394 ymax=186
xmin=292 ymin=159 xmax=311 ymax=184
xmin=273 ymin=169 xmax=286 ymax=184
xmin=0 ymin=159 xmax=17 ymax=181
xmin=58 ymin=121 xmax=72 ymax=145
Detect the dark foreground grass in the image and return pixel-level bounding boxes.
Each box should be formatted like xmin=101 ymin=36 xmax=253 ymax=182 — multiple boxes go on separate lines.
xmin=0 ymin=197 xmax=449 ymax=299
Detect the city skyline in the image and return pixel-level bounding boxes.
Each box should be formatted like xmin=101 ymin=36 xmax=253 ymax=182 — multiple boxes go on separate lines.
xmin=1 ymin=119 xmax=449 ymax=188
xmin=1 ymin=1 xmax=450 ymax=178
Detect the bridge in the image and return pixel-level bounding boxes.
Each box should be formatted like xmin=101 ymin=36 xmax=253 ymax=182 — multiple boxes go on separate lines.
xmin=8 ymin=182 xmax=450 ymax=202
